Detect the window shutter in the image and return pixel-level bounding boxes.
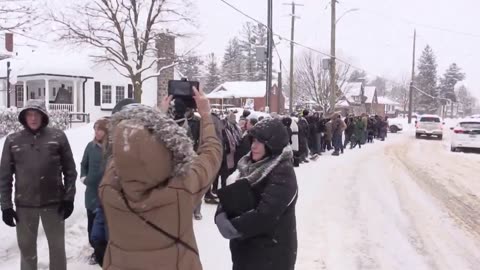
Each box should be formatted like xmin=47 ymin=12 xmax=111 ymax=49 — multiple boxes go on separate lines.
xmin=94 ymin=81 xmax=101 ymax=106
xmin=127 ymin=84 xmax=133 ymax=99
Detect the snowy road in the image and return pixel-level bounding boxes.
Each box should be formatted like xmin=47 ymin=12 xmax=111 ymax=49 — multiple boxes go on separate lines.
xmin=296 ymin=133 xmax=480 ymax=270
xmin=1 ymin=127 xmax=480 ymax=270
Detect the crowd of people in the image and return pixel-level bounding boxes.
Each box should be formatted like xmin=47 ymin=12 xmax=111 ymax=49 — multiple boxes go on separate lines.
xmin=0 ymin=86 xmax=391 ymax=269
xmin=0 ymin=89 xmax=298 ymax=270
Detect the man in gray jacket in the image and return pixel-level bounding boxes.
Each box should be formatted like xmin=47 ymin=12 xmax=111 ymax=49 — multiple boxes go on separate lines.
xmin=0 ymin=100 xmax=77 ymax=270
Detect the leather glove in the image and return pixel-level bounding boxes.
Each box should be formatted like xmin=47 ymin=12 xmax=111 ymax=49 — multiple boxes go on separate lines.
xmin=58 ymin=201 xmax=74 ymax=220
xmin=215 ymin=212 xmax=242 ymax=240
xmin=2 ymin=208 xmax=18 ymax=227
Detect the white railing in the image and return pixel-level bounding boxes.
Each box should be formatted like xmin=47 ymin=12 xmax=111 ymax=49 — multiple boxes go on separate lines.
xmin=49 ymin=103 xmax=74 ymax=112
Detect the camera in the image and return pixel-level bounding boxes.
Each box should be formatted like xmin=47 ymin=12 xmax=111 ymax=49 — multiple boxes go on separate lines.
xmin=168 ymin=79 xmax=200 ymax=109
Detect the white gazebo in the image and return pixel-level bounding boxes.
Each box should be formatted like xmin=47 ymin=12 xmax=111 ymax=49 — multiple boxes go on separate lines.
xmin=0 ymin=48 xmax=93 ymax=112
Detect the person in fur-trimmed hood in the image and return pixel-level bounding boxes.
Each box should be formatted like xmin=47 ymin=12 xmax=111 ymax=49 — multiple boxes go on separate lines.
xmin=98 ymin=88 xmax=222 ymax=270
xmin=215 ymin=118 xmax=298 ymax=270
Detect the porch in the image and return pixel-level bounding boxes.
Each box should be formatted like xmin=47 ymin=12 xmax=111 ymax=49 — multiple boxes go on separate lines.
xmin=5 ymin=74 xmax=92 ymax=112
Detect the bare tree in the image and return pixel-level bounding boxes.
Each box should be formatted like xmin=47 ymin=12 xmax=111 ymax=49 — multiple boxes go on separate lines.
xmin=388 ymin=77 xmax=409 ymax=114
xmin=294 ymin=51 xmax=350 ymax=112
xmin=0 ymin=0 xmax=40 ymax=32
xmin=51 ymin=0 xmax=192 ymax=102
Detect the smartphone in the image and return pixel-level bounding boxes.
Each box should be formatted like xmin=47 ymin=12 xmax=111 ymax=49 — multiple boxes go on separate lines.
xmin=168 ymin=79 xmax=200 ymax=97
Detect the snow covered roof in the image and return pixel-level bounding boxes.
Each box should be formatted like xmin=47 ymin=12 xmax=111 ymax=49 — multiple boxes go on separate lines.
xmin=336 ymin=100 xmax=350 ymax=107
xmin=0 ymin=47 xmax=96 ymax=79
xmin=377 ymin=96 xmax=400 ymax=105
xmin=363 ymin=86 xmax=377 ymax=104
xmin=207 ymin=81 xmax=268 ymax=99
xmin=342 ymin=82 xmax=363 ymax=102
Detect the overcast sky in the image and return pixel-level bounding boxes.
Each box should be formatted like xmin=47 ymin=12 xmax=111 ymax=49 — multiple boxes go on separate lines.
xmin=180 ymin=0 xmax=480 ymax=98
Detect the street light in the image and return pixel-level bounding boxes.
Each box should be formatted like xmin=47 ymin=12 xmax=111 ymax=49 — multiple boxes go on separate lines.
xmin=336 ymin=8 xmax=360 ymax=25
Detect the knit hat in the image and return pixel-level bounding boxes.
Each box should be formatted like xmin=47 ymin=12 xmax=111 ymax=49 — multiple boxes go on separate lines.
xmin=303 ymin=109 xmax=310 ymax=116
xmin=248 ymin=118 xmax=289 ymax=155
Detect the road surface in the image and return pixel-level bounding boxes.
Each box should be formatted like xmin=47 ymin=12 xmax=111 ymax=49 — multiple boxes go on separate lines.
xmin=296 ymin=132 xmax=480 ymax=270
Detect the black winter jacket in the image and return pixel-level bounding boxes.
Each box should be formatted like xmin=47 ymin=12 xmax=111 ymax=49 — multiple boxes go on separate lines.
xmin=229 ymin=159 xmax=298 ymax=270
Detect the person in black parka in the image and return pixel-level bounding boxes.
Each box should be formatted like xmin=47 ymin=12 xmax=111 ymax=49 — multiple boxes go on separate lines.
xmin=215 ymin=118 xmax=298 ymax=270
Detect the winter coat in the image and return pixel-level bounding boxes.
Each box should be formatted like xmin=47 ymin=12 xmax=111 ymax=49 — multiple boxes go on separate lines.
xmin=353 ymin=120 xmax=365 ymax=142
xmin=324 ymin=121 xmax=333 ymax=141
xmin=362 ymin=116 xmax=369 ymax=131
xmin=81 ymin=141 xmax=105 ymax=211
xmin=344 ymin=118 xmax=355 ymax=136
xmin=297 ymin=118 xmax=309 ymax=153
xmin=99 ymin=105 xmax=222 ymax=270
xmin=217 ymin=119 xmax=298 ymax=270
xmin=290 ymin=118 xmax=299 ymax=152
xmin=0 ymin=100 xmax=77 ymax=210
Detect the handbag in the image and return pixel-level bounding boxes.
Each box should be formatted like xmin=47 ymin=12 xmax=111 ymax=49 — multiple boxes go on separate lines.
xmin=217 ymin=178 xmax=256 ymax=219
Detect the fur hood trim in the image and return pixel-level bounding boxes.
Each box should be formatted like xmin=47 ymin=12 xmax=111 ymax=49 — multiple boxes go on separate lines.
xmin=108 ymin=104 xmax=197 ymax=177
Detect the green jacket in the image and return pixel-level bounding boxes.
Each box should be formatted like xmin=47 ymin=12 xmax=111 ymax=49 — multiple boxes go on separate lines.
xmin=81 ymin=141 xmax=105 ymax=211
xmin=353 ymin=120 xmax=365 ymax=141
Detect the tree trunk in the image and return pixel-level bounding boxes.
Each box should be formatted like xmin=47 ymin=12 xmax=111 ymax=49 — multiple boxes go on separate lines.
xmin=132 ymin=75 xmax=143 ymax=103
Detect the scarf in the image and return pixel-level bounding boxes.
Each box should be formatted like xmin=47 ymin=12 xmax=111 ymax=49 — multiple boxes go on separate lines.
xmin=230 ymin=146 xmax=294 ymax=186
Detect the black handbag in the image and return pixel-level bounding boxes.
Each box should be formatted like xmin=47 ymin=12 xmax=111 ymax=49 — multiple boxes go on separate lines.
xmin=217 ymin=178 xmax=256 ymax=219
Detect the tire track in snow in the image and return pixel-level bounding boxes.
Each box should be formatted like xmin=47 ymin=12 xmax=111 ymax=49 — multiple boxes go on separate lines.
xmin=385 ymin=138 xmax=480 ymax=270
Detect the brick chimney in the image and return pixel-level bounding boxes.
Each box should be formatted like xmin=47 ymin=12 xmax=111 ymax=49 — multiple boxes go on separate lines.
xmin=156 ymin=33 xmax=175 ymax=106
xmin=5 ymin=33 xmax=13 ymax=52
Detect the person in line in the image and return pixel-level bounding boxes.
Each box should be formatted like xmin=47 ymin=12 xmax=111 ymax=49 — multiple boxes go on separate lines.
xmin=215 ymin=118 xmax=298 ymax=270
xmin=80 ymin=118 xmax=109 ymax=264
xmin=98 ymin=87 xmax=222 ymax=270
xmin=331 ymin=112 xmax=346 ymax=156
xmin=344 ymin=114 xmax=355 ymax=149
xmin=204 ymin=112 xmax=226 ymax=205
xmin=323 ymin=118 xmax=333 ymax=152
xmin=220 ymin=112 xmax=242 ymax=188
xmin=284 ymin=116 xmax=300 ymax=167
xmin=351 ymin=116 xmax=365 ymax=149
xmin=297 ymin=110 xmax=310 ymax=163
xmin=362 ymin=113 xmax=369 ymax=144
xmin=0 ymin=100 xmax=77 ymax=270
xmin=234 ymin=118 xmax=258 ymax=165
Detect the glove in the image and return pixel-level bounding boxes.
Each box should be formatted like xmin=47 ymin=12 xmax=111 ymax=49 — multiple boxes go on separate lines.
xmin=58 ymin=201 xmax=74 ymax=220
xmin=2 ymin=208 xmax=18 ymax=227
xmin=215 ymin=212 xmax=241 ymax=240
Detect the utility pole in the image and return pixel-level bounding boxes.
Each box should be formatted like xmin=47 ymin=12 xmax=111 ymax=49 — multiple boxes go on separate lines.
xmin=278 ymin=59 xmax=283 ymax=114
xmin=266 ymin=0 xmax=274 ymax=113
xmin=408 ymin=29 xmax=416 ymax=124
xmin=6 ymin=61 xmax=10 ymax=108
xmin=284 ymin=2 xmax=303 ymax=113
xmin=329 ymin=0 xmax=337 ymax=114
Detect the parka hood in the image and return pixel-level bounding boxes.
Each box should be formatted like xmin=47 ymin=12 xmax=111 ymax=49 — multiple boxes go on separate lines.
xmin=108 ymin=104 xmax=197 ymax=178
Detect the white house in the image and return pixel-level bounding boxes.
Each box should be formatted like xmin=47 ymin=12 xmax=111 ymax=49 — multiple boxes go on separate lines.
xmin=0 ymin=47 xmax=159 ymax=122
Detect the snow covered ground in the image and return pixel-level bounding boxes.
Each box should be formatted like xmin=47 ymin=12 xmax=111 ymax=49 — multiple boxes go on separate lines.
xmin=1 ymin=120 xmax=480 ymax=269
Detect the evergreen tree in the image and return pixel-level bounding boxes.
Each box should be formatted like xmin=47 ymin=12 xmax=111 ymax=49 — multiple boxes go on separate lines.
xmin=222 ymin=37 xmax=245 ymax=81
xmin=348 ymin=70 xmax=368 ymax=83
xmin=253 ymin=23 xmax=267 ymax=80
xmin=239 ymin=22 xmax=257 ymax=81
xmin=205 ymin=53 xmax=221 ymax=93
xmin=456 ymin=85 xmax=476 ymax=116
xmin=439 ymin=63 xmax=465 ymax=103
xmin=239 ymin=22 xmax=267 ymax=81
xmin=415 ymin=45 xmax=439 ymax=113
xmin=177 ymin=54 xmax=204 ymax=80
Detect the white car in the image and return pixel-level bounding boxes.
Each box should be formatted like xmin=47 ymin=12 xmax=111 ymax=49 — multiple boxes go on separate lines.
xmin=450 ymin=119 xmax=480 ymax=152
xmin=415 ymin=114 xmax=444 ymax=140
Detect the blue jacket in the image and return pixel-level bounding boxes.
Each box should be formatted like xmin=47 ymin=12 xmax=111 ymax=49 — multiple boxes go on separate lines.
xmin=91 ymin=204 xmax=108 ymax=245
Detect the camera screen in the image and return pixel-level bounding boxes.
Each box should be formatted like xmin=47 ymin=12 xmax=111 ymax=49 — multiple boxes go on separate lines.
xmin=168 ymin=81 xmax=192 ymax=96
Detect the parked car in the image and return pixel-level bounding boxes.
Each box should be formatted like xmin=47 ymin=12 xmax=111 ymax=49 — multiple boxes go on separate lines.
xmin=450 ymin=119 xmax=480 ymax=152
xmin=415 ymin=114 xmax=444 ymax=140
xmin=388 ymin=120 xmax=403 ymax=133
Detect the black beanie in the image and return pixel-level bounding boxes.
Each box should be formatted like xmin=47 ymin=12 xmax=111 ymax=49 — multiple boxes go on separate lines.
xmin=248 ymin=118 xmax=289 ymax=155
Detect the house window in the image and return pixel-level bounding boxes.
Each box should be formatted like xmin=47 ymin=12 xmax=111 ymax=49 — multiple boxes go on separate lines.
xmin=102 ymin=85 xmax=112 ymax=104
xmin=38 ymin=88 xmax=41 ymax=97
xmin=67 ymin=86 xmax=73 ymax=92
xmin=16 ymin=86 xmax=23 ymax=104
xmin=30 ymin=92 xmax=35 ymax=99
xmin=116 ymin=86 xmax=125 ymax=104
xmin=53 ymin=87 xmax=57 ymax=97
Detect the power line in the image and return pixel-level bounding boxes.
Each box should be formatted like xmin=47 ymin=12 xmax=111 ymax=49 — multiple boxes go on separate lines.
xmin=218 ymin=0 xmax=370 ymax=76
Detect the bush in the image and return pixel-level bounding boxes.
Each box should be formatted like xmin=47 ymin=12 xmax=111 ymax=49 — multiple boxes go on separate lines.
xmin=0 ymin=108 xmax=70 ymax=138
